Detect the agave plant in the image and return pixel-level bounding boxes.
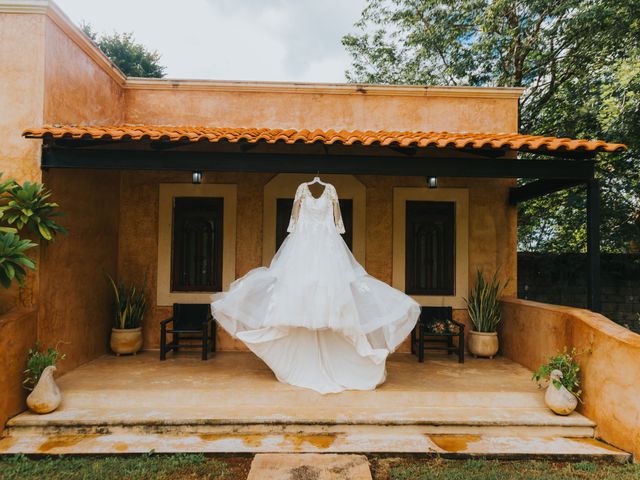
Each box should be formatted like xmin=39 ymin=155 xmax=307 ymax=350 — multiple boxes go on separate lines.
xmin=2 ymin=181 xmax=67 ymax=242
xmin=0 ymin=232 xmax=37 ymax=288
xmin=465 ymin=269 xmax=509 ymax=333
xmin=107 ymin=274 xmax=147 ymax=329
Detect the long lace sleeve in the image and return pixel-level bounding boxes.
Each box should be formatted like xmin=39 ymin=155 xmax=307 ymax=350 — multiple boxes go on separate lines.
xmin=286 ymin=184 xmax=305 ymax=233
xmin=330 ymin=185 xmax=346 ymax=234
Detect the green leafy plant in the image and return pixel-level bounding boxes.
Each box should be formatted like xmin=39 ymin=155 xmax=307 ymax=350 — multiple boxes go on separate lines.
xmin=0 ymin=173 xmax=66 ymax=289
xmin=532 ymin=348 xmax=584 ymax=399
xmin=0 ymin=232 xmax=37 ymax=288
xmin=2 ymin=181 xmax=67 ymax=241
xmin=465 ymin=269 xmax=509 ymax=333
xmin=23 ymin=342 xmax=65 ymax=391
xmin=107 ymin=274 xmax=147 ymax=329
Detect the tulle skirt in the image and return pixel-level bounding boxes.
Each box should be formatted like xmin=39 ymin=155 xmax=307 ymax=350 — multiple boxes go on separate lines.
xmin=211 ymin=224 xmax=420 ymax=394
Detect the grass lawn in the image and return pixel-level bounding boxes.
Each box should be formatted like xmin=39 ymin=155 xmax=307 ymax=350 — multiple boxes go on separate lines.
xmin=0 ymin=453 xmax=250 ymax=480
xmin=373 ymin=457 xmax=640 ymax=480
xmin=0 ymin=454 xmax=638 ymax=480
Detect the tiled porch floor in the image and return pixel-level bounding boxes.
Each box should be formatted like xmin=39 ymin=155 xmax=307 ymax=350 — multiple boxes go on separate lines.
xmin=1 ymin=352 xmax=629 ymax=459
xmin=8 ymin=351 xmax=591 ymax=428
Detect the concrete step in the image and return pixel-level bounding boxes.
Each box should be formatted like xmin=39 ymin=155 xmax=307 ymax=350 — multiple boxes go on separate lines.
xmin=48 ymin=388 xmax=549 ymax=409
xmin=6 ymin=406 xmax=595 ymax=437
xmin=0 ymin=430 xmax=630 ymax=462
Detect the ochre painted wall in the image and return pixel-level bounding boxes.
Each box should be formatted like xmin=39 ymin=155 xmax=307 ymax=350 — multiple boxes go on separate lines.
xmin=116 ymin=172 xmax=515 ymax=352
xmin=0 ymin=13 xmax=47 ymax=312
xmin=38 ymin=169 xmax=121 ymax=375
xmin=0 ymin=14 xmax=45 ymax=183
xmin=0 ymin=308 xmax=37 ymax=434
xmin=501 ymin=298 xmax=640 ymax=460
xmin=117 ymin=171 xmax=273 ymax=351
xmin=125 ymin=88 xmax=518 ymax=134
xmin=43 ymin=17 xmax=124 ymax=125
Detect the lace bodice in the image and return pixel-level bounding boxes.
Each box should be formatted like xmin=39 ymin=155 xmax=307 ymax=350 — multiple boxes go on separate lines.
xmin=287 ymin=182 xmax=345 ymax=234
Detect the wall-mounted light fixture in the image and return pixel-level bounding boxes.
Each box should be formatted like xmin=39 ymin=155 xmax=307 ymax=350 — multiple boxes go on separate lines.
xmin=427 ymin=176 xmax=438 ymax=188
xmin=192 ymin=171 xmax=202 ymax=184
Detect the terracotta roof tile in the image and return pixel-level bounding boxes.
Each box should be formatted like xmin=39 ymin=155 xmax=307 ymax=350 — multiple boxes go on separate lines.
xmin=22 ymin=125 xmax=627 ymax=154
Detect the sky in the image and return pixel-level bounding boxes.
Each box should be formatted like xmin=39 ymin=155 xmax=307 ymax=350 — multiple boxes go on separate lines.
xmin=55 ymin=0 xmax=368 ymax=82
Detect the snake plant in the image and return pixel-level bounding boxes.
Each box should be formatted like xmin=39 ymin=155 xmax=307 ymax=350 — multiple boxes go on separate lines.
xmin=466 ymin=269 xmax=509 ymax=332
xmin=107 ymin=274 xmax=147 ymax=329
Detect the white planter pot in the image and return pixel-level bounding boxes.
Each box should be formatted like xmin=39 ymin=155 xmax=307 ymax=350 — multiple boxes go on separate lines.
xmin=468 ymin=330 xmax=499 ymax=358
xmin=110 ymin=327 xmax=143 ymax=355
xmin=545 ymin=370 xmax=578 ymax=415
xmin=27 ymin=365 xmax=61 ymax=414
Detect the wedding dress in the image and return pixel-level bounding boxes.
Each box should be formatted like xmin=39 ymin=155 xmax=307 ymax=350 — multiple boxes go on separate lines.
xmin=211 ymin=181 xmax=420 ymax=394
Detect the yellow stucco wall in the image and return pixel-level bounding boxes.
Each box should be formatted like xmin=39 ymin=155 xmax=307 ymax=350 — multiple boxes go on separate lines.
xmin=501 ymin=298 xmax=640 ymax=459
xmin=0 ymin=13 xmax=47 ymax=312
xmin=38 ymin=169 xmax=121 ymax=375
xmin=124 ymin=83 xmax=519 ymax=133
xmin=43 ymin=17 xmax=125 ymax=124
xmin=0 ymin=308 xmax=37 ymax=433
xmin=115 ymin=171 xmax=515 ymax=352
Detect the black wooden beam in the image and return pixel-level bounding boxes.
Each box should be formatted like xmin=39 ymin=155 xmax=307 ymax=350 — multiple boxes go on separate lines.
xmin=41 ymin=148 xmax=596 ymax=179
xmin=508 ymin=179 xmax=587 ymax=205
xmin=519 ymin=148 xmax=597 ymax=161
xmin=586 ymin=179 xmax=602 ymax=312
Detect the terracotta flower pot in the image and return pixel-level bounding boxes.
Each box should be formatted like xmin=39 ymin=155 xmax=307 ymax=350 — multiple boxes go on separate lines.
xmin=110 ymin=327 xmax=143 ymax=355
xmin=468 ymin=330 xmax=499 ymax=358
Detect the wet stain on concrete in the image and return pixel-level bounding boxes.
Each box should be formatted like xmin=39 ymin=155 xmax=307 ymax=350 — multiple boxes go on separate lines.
xmin=283 ymin=434 xmax=337 ymax=450
xmin=198 ymin=433 xmax=264 ymax=448
xmin=0 ymin=436 xmax=17 ymax=452
xmin=113 ymin=442 xmax=129 ymax=452
xmin=429 ymin=434 xmax=482 ymax=452
xmin=38 ymin=434 xmax=99 ymax=453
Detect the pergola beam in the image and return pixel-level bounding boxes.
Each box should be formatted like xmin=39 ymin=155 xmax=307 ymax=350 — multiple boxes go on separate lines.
xmin=41 ymin=147 xmax=596 ymax=180
xmin=508 ymin=178 xmax=586 ymax=205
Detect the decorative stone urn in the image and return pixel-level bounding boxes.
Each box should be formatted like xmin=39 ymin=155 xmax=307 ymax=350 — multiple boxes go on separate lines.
xmin=110 ymin=327 xmax=143 ymax=355
xmin=545 ymin=369 xmax=578 ymax=415
xmin=468 ymin=331 xmax=499 ymax=358
xmin=27 ymin=365 xmax=61 ymax=414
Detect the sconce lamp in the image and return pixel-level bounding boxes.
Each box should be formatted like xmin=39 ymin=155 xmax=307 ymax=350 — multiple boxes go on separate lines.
xmin=427 ymin=176 xmax=438 ymax=188
xmin=192 ymin=171 xmax=202 ymax=184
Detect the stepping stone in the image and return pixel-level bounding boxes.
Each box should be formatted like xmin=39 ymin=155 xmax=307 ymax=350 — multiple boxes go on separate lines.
xmin=246 ymin=453 xmax=372 ymax=480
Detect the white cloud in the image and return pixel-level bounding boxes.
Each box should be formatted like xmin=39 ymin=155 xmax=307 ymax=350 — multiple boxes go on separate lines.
xmin=54 ymin=0 xmax=366 ymax=82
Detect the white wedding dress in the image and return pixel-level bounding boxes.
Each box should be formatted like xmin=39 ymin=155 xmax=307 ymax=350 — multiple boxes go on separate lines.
xmin=211 ymin=181 xmax=420 ymax=394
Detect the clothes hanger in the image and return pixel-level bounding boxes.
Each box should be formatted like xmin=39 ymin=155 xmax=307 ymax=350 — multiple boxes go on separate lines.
xmin=307 ymin=171 xmax=327 ymax=186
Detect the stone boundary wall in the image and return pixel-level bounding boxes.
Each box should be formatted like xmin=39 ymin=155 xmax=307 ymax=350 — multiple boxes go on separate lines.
xmin=518 ymin=253 xmax=640 ymax=332
xmin=500 ymin=298 xmax=640 ymax=459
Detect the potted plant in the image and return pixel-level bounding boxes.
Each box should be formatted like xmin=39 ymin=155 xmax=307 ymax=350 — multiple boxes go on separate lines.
xmin=23 ymin=342 xmax=65 ymax=414
xmin=107 ymin=274 xmax=147 ymax=355
xmin=532 ymin=348 xmax=583 ymax=415
xmin=465 ymin=269 xmax=508 ymax=358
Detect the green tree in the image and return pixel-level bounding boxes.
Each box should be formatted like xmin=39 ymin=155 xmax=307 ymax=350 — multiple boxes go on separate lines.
xmin=343 ymin=0 xmax=640 ymax=252
xmin=81 ymin=22 xmax=166 ymax=78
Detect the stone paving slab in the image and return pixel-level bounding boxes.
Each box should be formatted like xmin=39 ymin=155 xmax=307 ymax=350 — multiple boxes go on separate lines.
xmin=246 ymin=454 xmax=372 ymax=480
